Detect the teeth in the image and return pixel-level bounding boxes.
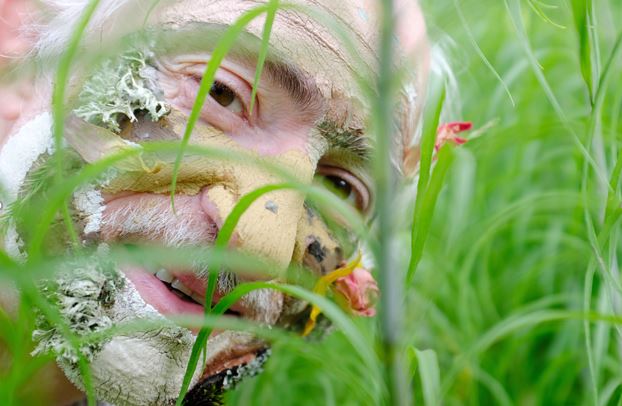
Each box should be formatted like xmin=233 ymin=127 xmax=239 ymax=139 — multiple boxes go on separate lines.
xmin=171 ymin=279 xmax=193 ymax=297
xmin=155 ymin=268 xmax=174 ymax=283
xmin=156 ymin=270 xmax=206 ymax=305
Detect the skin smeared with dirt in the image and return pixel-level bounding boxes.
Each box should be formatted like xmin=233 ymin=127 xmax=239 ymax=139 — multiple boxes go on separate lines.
xmin=43 ymin=257 xmax=263 ymax=406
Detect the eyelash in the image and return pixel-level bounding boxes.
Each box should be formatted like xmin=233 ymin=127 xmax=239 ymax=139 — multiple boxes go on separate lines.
xmin=315 ymin=166 xmax=371 ymax=213
xmin=191 ymin=73 xmax=254 ymax=119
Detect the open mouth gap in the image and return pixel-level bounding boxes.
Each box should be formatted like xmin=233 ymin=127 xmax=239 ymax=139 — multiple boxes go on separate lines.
xmin=158 ymin=277 xmax=241 ymax=317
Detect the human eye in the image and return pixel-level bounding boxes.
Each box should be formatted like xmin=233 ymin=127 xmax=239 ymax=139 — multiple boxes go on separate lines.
xmin=187 ymin=69 xmax=257 ymax=131
xmin=315 ymin=165 xmax=370 ymax=213
xmin=208 ymin=81 xmax=243 ymax=114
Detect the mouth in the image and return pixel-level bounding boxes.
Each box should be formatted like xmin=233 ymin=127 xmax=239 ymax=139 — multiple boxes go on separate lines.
xmin=121 ymin=263 xmax=274 ymax=390
xmin=123 ymin=265 xmax=242 ymax=319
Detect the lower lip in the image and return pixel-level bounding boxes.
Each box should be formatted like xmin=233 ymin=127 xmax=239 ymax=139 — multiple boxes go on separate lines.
xmin=123 ymin=266 xmax=206 ymax=317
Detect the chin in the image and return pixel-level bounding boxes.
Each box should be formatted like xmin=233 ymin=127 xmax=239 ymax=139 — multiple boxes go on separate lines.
xmin=37 ymin=253 xmax=297 ymax=406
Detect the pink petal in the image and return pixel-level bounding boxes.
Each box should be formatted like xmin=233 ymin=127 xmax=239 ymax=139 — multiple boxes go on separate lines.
xmin=334 ymin=267 xmax=379 ymax=317
xmin=435 ymin=121 xmax=473 ymax=151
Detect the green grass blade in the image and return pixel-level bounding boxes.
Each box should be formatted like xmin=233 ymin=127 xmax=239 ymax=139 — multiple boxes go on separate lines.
xmin=249 ymin=0 xmax=279 ymax=115
xmin=453 ymin=0 xmax=515 ymax=106
xmin=411 ymin=347 xmax=441 ymax=406
xmin=169 ymin=5 xmax=269 ymax=210
xmin=407 ymin=145 xmax=455 ymax=283
xmin=49 ymin=0 xmax=101 ymax=259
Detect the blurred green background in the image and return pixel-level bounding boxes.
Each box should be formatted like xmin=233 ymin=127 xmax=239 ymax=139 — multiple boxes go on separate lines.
xmin=230 ymin=1 xmax=622 ymax=404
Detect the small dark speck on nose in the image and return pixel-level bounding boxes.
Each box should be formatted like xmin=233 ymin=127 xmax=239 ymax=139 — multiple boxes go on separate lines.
xmin=265 ymin=200 xmax=279 ymax=214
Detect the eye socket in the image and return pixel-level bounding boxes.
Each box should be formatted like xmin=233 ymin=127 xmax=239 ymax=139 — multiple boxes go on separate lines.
xmin=315 ymin=166 xmax=370 ymax=213
xmin=321 ymin=175 xmax=353 ymax=201
xmin=209 ymin=81 xmax=243 ymax=114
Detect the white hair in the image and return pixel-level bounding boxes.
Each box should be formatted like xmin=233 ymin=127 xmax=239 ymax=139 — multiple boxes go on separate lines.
xmin=32 ymin=0 xmax=162 ymax=62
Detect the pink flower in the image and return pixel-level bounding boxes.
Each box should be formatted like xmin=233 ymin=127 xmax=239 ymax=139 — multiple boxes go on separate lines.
xmin=435 ymin=121 xmax=472 ymax=151
xmin=334 ymin=267 xmax=379 ymax=317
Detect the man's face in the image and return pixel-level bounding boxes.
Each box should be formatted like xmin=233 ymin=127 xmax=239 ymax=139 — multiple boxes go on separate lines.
xmin=5 ymin=0 xmax=427 ymax=404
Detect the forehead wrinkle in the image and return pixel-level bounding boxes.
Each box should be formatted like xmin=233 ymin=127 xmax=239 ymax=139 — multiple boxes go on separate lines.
xmin=273 ymin=8 xmax=375 ymax=91
xmin=302 ymin=0 xmax=378 ymax=67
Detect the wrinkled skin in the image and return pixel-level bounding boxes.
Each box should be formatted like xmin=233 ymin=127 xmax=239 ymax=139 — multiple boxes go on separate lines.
xmin=0 ymin=0 xmax=429 ymax=404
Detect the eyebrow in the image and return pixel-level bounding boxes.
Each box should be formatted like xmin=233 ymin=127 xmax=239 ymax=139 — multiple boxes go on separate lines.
xmin=317 ymin=121 xmax=371 ymax=162
xmin=233 ymin=53 xmax=372 ymax=161
xmin=262 ymin=59 xmax=324 ymax=111
xmin=248 ymin=58 xmax=372 ymax=161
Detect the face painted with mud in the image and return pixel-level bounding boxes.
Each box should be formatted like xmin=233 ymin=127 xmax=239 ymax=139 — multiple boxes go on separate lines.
xmin=0 ymin=0 xmax=429 ymax=404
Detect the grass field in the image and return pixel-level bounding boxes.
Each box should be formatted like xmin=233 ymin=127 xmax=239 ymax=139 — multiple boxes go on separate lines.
xmin=1 ymin=0 xmax=622 ymax=405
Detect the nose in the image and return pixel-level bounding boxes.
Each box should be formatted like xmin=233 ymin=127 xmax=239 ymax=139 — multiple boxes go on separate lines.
xmin=199 ymin=153 xmax=316 ymax=281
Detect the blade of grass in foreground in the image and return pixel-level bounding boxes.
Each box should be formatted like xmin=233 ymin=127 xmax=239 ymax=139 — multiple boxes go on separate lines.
xmin=174 ymin=7 xmax=284 ymax=401
xmin=409 ymin=347 xmax=441 ymax=406
xmin=178 ymin=178 xmax=369 ymax=402
xmin=373 ymin=0 xmax=411 ymax=404
xmin=250 ymin=0 xmax=279 ymax=115
xmin=169 ymin=4 xmax=270 ymax=211
xmin=44 ymin=1 xmax=102 ymax=404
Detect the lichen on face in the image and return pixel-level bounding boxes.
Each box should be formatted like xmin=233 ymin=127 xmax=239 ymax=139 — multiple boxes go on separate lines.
xmin=31 ymin=248 xmax=125 ymax=365
xmin=74 ymin=50 xmax=170 ymax=133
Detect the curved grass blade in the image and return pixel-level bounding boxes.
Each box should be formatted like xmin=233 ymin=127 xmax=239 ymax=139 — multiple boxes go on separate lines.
xmin=250 ymin=0 xmax=279 ymax=115
xmin=406 ymin=83 xmax=446 ymax=282
xmin=453 ymin=0 xmax=515 ymax=106
xmin=169 ymin=4 xmax=270 ymax=210
xmin=409 ymin=347 xmax=441 ymax=406
xmin=50 ymin=0 xmax=101 ymax=257
xmin=503 ymin=0 xmax=609 ymax=187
